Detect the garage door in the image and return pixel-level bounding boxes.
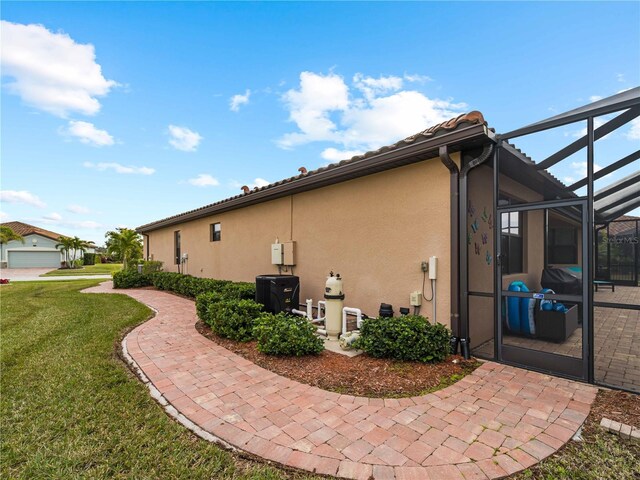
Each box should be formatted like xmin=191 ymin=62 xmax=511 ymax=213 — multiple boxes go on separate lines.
xmin=8 ymin=251 xmax=61 ymax=268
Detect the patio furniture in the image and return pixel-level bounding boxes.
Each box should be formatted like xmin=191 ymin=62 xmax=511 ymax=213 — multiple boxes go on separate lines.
xmin=594 ymin=280 xmax=615 ymax=292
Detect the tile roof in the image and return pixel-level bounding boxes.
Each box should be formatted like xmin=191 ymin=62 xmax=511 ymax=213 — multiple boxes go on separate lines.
xmin=1 ymin=221 xmax=65 ymax=241
xmin=138 ymin=111 xmax=488 ymax=232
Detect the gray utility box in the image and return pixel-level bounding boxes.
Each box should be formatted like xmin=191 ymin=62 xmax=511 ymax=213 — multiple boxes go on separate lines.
xmin=536 ymin=305 xmax=579 ymax=343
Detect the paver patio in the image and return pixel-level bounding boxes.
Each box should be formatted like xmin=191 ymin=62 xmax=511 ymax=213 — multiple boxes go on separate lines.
xmin=85 ymin=281 xmax=598 ymax=480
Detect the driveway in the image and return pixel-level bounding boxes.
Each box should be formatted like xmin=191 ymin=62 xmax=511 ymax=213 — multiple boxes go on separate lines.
xmin=1 ymin=268 xmax=112 ymax=282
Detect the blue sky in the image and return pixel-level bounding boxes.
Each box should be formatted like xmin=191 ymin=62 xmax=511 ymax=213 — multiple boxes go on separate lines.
xmin=2 ymin=1 xmax=639 ymax=244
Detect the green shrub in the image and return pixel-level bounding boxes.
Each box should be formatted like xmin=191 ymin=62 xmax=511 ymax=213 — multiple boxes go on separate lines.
xmin=353 ymin=315 xmax=450 ymax=363
xmin=222 ymin=282 xmax=256 ymax=300
xmin=83 ymin=253 xmax=96 ymax=266
xmin=113 ymin=270 xmax=152 ymax=289
xmin=195 ymin=291 xmax=226 ymax=323
xmin=150 ymin=272 xmax=231 ymax=298
xmin=253 ymin=313 xmax=324 ymax=356
xmin=207 ymin=299 xmax=263 ymax=341
xmin=141 ymin=260 xmax=163 ymax=274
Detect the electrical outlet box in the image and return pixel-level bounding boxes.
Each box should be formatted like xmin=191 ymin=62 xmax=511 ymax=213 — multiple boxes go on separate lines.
xmin=429 ymin=256 xmax=438 ymax=280
xmin=410 ymin=291 xmax=422 ymax=306
xmin=283 ymin=241 xmax=296 ymax=265
xmin=421 ymin=261 xmax=428 ymax=272
xmin=271 ymin=243 xmax=283 ymax=265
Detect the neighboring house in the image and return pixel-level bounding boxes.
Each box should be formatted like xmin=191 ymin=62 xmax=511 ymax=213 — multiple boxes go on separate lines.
xmin=0 ymin=221 xmax=95 ymax=268
xmin=138 ymin=88 xmax=640 ymax=393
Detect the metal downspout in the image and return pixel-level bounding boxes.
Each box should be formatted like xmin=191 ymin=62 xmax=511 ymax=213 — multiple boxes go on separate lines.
xmin=439 ymin=146 xmax=461 ymax=355
xmin=440 ymin=143 xmax=494 ymax=359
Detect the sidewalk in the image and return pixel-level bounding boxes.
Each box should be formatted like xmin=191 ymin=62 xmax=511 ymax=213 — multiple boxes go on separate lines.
xmin=85 ymin=281 xmax=598 ymax=480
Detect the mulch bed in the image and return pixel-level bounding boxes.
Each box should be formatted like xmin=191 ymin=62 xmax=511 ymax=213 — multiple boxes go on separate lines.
xmin=587 ymin=389 xmax=640 ymax=428
xmin=195 ymin=320 xmax=480 ymax=398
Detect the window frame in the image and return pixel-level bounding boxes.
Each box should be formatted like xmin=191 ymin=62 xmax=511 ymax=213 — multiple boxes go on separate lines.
xmin=500 ymin=209 xmax=525 ymax=275
xmin=174 ymin=230 xmax=181 ymax=264
xmin=210 ymin=223 xmax=221 ymax=242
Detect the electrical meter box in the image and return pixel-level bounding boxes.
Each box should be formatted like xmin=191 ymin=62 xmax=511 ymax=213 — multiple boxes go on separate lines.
xmin=283 ymin=241 xmax=296 ymax=265
xmin=271 ymin=243 xmax=283 ymax=265
xmin=410 ymin=291 xmax=422 ymax=306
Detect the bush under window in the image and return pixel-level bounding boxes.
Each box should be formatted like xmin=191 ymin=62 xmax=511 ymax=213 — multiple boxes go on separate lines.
xmin=353 ymin=315 xmax=450 ymax=363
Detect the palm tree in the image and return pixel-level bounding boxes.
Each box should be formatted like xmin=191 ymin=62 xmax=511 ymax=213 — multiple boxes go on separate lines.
xmin=105 ymin=228 xmax=142 ymax=269
xmin=0 ymin=226 xmax=24 ymax=264
xmin=55 ymin=236 xmax=74 ymax=269
xmin=69 ymin=236 xmax=90 ymax=269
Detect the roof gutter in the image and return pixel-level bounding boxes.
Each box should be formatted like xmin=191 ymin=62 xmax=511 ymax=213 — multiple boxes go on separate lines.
xmin=138 ymin=123 xmax=491 ymax=233
xmin=440 ymin=142 xmax=494 ymax=359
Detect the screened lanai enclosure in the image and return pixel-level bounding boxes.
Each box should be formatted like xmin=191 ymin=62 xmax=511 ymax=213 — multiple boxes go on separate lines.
xmin=465 ymin=87 xmax=640 ymax=393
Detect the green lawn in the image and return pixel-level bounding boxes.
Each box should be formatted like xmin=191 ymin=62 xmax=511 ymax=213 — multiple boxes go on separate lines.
xmin=0 ymin=281 xmax=318 ymax=480
xmin=40 ymin=263 xmax=123 ymax=276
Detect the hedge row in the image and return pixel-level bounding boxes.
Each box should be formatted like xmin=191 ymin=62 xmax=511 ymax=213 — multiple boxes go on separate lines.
xmin=112 ymin=271 xmax=256 ymax=301
xmin=353 ymin=314 xmax=450 ymax=363
xmin=197 ymin=294 xmax=324 ymax=355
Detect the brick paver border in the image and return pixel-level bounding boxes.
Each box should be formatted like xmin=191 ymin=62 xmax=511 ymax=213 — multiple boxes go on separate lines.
xmin=85 ymin=282 xmax=598 ymax=479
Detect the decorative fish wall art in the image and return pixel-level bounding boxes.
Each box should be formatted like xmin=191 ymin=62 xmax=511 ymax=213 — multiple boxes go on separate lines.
xmin=474 ymin=242 xmax=481 ymax=255
xmin=486 ymin=251 xmax=492 ymax=265
xmin=471 ymin=220 xmax=479 ymax=233
xmin=481 ymin=232 xmax=488 ymax=245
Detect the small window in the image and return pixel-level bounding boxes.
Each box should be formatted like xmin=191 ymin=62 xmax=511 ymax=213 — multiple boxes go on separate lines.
xmin=501 ymin=211 xmax=524 ymax=274
xmin=174 ymin=231 xmax=181 ymax=264
xmin=210 ymin=223 xmax=221 ymax=242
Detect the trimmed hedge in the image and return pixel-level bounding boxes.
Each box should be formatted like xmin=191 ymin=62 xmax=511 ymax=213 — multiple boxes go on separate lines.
xmin=112 ymin=270 xmax=152 ymax=289
xmin=221 ymin=282 xmax=256 ymax=300
xmin=206 ymin=299 xmax=263 ymax=341
xmin=195 ymin=291 xmax=226 ymax=322
xmin=83 ymin=253 xmax=96 ymax=266
xmin=151 ymin=272 xmax=231 ymax=299
xmin=353 ymin=315 xmax=450 ymax=363
xmin=254 ymin=313 xmax=324 ymax=356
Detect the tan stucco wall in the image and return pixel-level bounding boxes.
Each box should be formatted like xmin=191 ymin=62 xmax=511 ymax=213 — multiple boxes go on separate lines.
xmin=145 ymin=155 xmax=455 ymax=326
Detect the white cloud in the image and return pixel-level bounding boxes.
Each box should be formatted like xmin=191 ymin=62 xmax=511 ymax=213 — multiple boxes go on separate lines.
xmin=617 ymin=73 xmax=625 ymax=83
xmin=62 ymin=120 xmax=115 ymax=146
xmin=277 ymin=70 xmax=465 ymax=154
xmin=186 ymin=174 xmax=220 ymax=187
xmin=563 ymin=161 xmax=604 ymax=183
xmin=0 ymin=190 xmax=46 ymax=208
xmin=0 ymin=211 xmax=11 ymax=221
xmin=321 ymin=148 xmax=365 ymax=162
xmin=39 ymin=214 xmax=102 ymax=230
xmin=230 ymin=89 xmax=251 ymax=111
xmin=625 ymin=118 xmax=640 ymax=140
xmin=168 ymin=125 xmax=202 ymax=152
xmin=403 ymin=73 xmax=432 ymax=83
xmin=589 ymin=95 xmax=603 ymax=103
xmin=66 ymin=204 xmax=90 ymax=214
xmin=83 ymin=162 xmax=155 ymax=175
xmin=43 ymin=212 xmax=62 ymax=221
xmin=229 ymin=178 xmax=270 ymax=190
xmin=0 ymin=21 xmax=117 ymax=117
xmin=353 ymin=73 xmax=403 ymax=100
xmin=278 ymin=71 xmax=350 ymax=149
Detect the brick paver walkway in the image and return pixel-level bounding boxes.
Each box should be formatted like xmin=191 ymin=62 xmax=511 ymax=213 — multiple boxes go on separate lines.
xmin=86 ymin=282 xmax=598 ymax=480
